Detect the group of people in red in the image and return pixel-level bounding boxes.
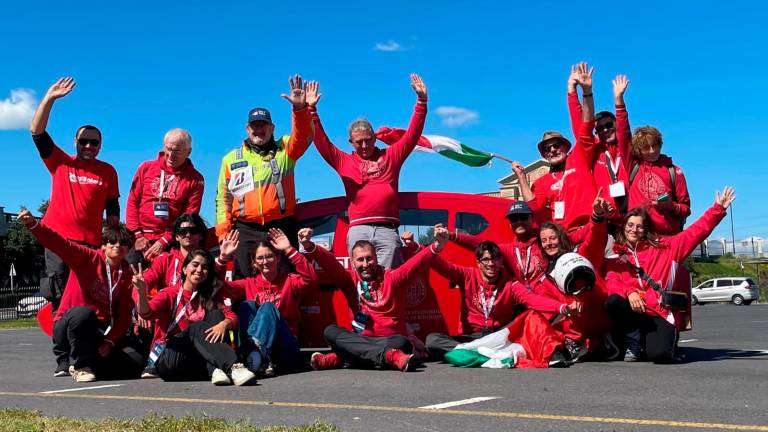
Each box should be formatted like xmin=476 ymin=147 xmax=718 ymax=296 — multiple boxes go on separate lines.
xmin=18 ymin=62 xmax=734 ymax=385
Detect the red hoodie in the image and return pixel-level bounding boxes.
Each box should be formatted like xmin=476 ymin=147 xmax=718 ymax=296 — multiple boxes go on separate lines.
xmin=431 ymin=257 xmax=565 ymax=334
xmin=605 ymin=204 xmax=726 ymax=328
xmin=530 ymin=121 xmax=599 ymax=231
xmin=310 ymin=99 xmax=427 ymax=226
xmin=627 ymin=155 xmax=691 ymax=236
xmin=568 ymin=92 xmax=631 ymax=223
xmin=453 ymin=232 xmax=548 ymax=288
xmin=29 ymin=222 xmax=133 ymax=347
xmin=126 ymin=153 xmax=204 ymax=245
xmin=140 ymin=282 xmax=238 ymax=346
xmin=306 ymin=241 xmax=439 ymax=337
xmin=223 ymin=247 xmax=316 ymax=336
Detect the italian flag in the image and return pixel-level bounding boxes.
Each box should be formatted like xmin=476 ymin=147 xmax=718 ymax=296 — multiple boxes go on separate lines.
xmin=376 ymin=127 xmax=494 ymax=167
xmin=444 ymin=310 xmax=565 ymax=369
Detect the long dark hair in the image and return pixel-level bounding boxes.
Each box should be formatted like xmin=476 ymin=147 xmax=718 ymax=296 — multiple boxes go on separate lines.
xmin=180 ymin=249 xmax=220 ymax=311
xmin=539 ymin=221 xmax=573 ymax=257
xmin=250 ymin=240 xmax=280 ymax=274
xmin=614 ymin=207 xmax=661 ymax=248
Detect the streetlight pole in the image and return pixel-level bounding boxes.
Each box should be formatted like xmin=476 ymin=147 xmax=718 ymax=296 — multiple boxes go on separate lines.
xmin=730 ymin=203 xmax=736 ymax=255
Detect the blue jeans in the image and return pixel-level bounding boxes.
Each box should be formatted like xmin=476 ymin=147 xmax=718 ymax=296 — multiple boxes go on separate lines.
xmin=237 ymin=301 xmax=300 ymax=371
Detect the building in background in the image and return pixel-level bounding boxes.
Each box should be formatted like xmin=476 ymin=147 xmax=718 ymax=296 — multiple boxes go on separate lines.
xmin=479 ymin=159 xmax=551 ymax=199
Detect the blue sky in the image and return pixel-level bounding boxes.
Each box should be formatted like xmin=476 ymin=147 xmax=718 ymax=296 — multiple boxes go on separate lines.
xmin=1 ymin=1 xmax=766 ymax=240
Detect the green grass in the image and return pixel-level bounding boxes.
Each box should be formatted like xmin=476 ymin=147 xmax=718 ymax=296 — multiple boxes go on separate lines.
xmin=0 ymin=409 xmax=340 ymax=432
xmin=0 ymin=318 xmax=36 ymax=330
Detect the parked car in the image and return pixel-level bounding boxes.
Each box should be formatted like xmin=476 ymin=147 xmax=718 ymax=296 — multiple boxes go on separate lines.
xmin=691 ymin=277 xmax=760 ymax=306
xmin=16 ymin=292 xmax=47 ymax=318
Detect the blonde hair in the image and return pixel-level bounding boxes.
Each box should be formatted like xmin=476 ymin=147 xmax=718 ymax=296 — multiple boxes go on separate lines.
xmin=631 ymin=125 xmax=663 ymax=158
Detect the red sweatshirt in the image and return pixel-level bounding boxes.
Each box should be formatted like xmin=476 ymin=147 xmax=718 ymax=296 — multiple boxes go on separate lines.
xmin=530 ymin=120 xmax=599 ymax=231
xmin=568 ymin=92 xmax=631 ymax=223
xmin=453 ymin=232 xmax=548 ymax=288
xmin=605 ymin=204 xmax=726 ymax=325
xmin=41 ymin=142 xmax=120 ymax=246
xmin=140 ymin=282 xmax=238 ymax=346
xmin=29 ymin=222 xmax=133 ymax=346
xmin=126 ymin=153 xmax=204 ymax=245
xmin=627 ymin=155 xmax=691 ymax=236
xmin=306 ymin=241 xmax=439 ymax=337
xmin=132 ymin=248 xmax=186 ymax=302
xmin=310 ymin=99 xmax=427 ymax=226
xmin=431 ymin=257 xmax=565 ymax=334
xmin=223 ymin=247 xmax=316 ymax=336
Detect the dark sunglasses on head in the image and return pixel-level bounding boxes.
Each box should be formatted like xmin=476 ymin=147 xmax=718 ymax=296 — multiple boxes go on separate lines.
xmin=595 ymin=121 xmax=615 ymax=133
xmin=507 ymin=214 xmax=531 ymax=222
xmin=77 ymin=138 xmax=101 ymax=147
xmin=177 ymin=226 xmax=202 ymax=236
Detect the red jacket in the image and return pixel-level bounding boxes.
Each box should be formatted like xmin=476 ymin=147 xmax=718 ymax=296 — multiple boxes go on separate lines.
xmin=41 ymin=142 xmax=120 ymax=246
xmin=140 ymin=282 xmax=238 ymax=346
xmin=431 ymin=257 xmax=565 ymax=334
xmin=627 ymin=155 xmax=691 ymax=236
xmin=454 ymin=233 xmax=548 ymax=288
xmin=310 ymin=99 xmax=427 ymax=226
xmin=223 ymin=247 xmax=316 ymax=336
xmin=568 ymin=92 xmax=631 ymax=223
xmin=30 ymin=222 xmax=133 ymax=347
xmin=306 ymin=241 xmax=439 ymax=337
xmin=605 ymin=204 xmax=726 ymax=324
xmin=530 ymin=120 xmax=599 ymax=231
xmin=126 ymin=153 xmax=204 ymax=245
xmin=134 ymin=248 xmax=185 ymax=301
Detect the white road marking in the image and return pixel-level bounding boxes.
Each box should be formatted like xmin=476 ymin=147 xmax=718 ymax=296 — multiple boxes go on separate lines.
xmin=419 ymin=396 xmax=500 ymax=410
xmin=751 ymin=320 xmax=768 ymax=323
xmin=679 ymin=339 xmax=697 ymax=343
xmin=39 ymin=384 xmax=123 ymax=394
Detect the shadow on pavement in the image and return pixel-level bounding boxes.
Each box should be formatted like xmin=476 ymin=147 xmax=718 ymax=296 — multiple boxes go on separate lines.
xmin=682 ymin=347 xmax=768 ymax=362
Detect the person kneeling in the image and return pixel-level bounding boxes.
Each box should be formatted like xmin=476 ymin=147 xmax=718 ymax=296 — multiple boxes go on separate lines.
xmin=301 ymin=226 xmax=448 ymax=371
xmin=134 ymin=249 xmax=255 ymax=386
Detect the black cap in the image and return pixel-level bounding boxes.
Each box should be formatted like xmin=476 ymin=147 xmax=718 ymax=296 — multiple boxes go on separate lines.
xmin=505 ymin=200 xmax=533 ymax=218
xmin=248 ymin=107 xmax=272 ymax=124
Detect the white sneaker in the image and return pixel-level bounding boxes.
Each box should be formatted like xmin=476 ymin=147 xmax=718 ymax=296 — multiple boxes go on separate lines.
xmin=230 ymin=363 xmax=256 ymax=386
xmin=211 ymin=368 xmax=231 ymax=386
xmin=71 ymin=367 xmax=96 ymax=383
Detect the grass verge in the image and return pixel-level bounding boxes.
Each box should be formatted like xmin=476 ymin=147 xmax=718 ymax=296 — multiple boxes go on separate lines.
xmin=0 ymin=408 xmax=339 ymax=432
xmin=0 ymin=318 xmax=37 ymax=330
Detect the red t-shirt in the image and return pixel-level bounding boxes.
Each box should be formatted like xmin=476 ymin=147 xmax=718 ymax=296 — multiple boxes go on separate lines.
xmin=42 ymin=143 xmax=119 ymax=246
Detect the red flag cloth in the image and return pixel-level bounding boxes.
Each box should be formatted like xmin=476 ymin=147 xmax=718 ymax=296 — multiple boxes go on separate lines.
xmin=506 ymin=310 xmax=565 ymax=368
xmin=375 ymin=127 xmax=432 ymax=149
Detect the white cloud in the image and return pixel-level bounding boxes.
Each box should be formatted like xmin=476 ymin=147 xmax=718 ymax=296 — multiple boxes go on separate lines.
xmin=373 ymin=40 xmax=408 ymax=52
xmin=435 ymin=106 xmax=479 ymax=127
xmin=0 ymin=89 xmax=37 ymax=130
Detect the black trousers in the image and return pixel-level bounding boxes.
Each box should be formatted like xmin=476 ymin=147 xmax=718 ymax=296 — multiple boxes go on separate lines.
xmin=323 ymin=325 xmax=412 ymax=369
xmin=232 ymin=217 xmax=299 ymax=280
xmin=53 ymin=306 xmax=144 ymax=378
xmin=155 ymin=309 xmax=238 ymax=381
xmin=42 ymin=248 xmax=70 ymax=315
xmin=425 ymin=332 xmax=485 ymax=360
xmin=605 ymin=294 xmax=678 ymax=362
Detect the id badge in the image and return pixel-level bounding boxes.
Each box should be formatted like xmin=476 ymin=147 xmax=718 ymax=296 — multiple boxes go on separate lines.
xmin=609 ymin=182 xmax=626 ymax=198
xmin=153 ymin=202 xmax=170 ymax=219
xmin=553 ymin=201 xmax=565 ymax=220
xmin=147 ymin=341 xmax=167 ymax=367
xmin=352 ymin=312 xmax=370 ymax=334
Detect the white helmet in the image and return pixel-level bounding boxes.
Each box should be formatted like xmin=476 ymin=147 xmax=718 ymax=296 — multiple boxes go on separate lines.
xmin=551 ymin=252 xmax=596 ymax=295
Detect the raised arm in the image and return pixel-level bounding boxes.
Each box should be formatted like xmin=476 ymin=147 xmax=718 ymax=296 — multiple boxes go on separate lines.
xmin=613 ymin=75 xmax=632 ymax=171
xmin=576 ymin=190 xmax=610 ymax=268
xmin=567 ymin=63 xmax=585 ymax=138
xmin=575 ymin=62 xmax=595 ymax=125
xmin=280 ymin=75 xmax=313 ymax=161
xmin=512 ymin=161 xmax=534 ymax=202
xmin=668 ymin=187 xmax=733 ymax=261
xmin=299 ymin=227 xmax=356 ymax=310
xmin=430 ymin=255 xmax=471 ymax=287
xmin=388 ymin=74 xmax=429 ymax=163
xmin=215 ymin=157 xmax=234 ymax=240
xmin=305 ymin=81 xmax=347 ymax=170
xmin=30 ymin=77 xmax=76 ymax=136
xmin=18 ymin=210 xmax=92 ymax=270
xmin=390 ymin=224 xmax=447 ymax=288
xmin=268 ymin=227 xmax=317 ymax=293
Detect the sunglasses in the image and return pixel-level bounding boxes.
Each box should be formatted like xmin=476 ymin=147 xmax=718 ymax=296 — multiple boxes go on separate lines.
xmin=507 ymin=214 xmax=531 ymax=223
xmin=177 ymin=226 xmax=202 ymax=236
xmin=595 ymin=122 xmax=615 ymax=133
xmin=77 ymin=138 xmax=101 ymax=147
xmin=542 ymin=142 xmax=565 ymax=154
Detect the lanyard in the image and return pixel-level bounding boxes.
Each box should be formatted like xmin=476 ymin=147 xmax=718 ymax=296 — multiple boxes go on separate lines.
xmin=515 ymin=246 xmax=532 ymax=279
xmin=157 ymin=170 xmax=175 ymax=201
xmin=605 ymin=151 xmax=621 ymax=183
xmin=479 ymin=287 xmax=498 ymax=324
xmin=170 ymin=258 xmax=179 ymax=286
xmin=104 ymin=262 xmax=123 ymax=335
xmin=553 ymin=170 xmax=572 ymax=200
xmin=167 ymin=289 xmax=198 ymax=335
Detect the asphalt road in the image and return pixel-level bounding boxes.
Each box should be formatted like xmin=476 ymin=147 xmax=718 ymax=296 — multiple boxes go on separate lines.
xmin=1 ymin=304 xmax=767 ymax=432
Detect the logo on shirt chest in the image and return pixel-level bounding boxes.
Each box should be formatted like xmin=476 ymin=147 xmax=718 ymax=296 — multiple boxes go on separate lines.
xmin=637 ymin=171 xmax=666 ymax=200
xmin=150 ymin=175 xmax=179 ymax=199
xmin=69 ymin=172 xmax=103 ymax=186
xmin=361 ymin=159 xmax=387 ymax=179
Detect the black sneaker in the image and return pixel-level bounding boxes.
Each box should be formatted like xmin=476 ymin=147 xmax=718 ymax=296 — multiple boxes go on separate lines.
xmin=564 ymin=338 xmax=588 ymax=363
xmin=54 ymin=361 xmax=70 ymax=377
xmin=548 ymin=350 xmax=570 ymax=368
xmin=141 ymin=365 xmax=159 ymax=379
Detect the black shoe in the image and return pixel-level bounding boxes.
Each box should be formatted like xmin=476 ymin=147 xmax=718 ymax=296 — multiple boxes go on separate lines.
xmin=548 ymin=350 xmax=570 ymax=368
xmin=54 ymin=360 xmax=70 ymax=377
xmin=564 ymin=338 xmax=588 ymax=363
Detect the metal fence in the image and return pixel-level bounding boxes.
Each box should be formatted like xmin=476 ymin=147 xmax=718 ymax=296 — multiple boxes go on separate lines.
xmin=691 ymin=237 xmax=765 ymax=258
xmin=0 ymin=285 xmax=43 ymax=320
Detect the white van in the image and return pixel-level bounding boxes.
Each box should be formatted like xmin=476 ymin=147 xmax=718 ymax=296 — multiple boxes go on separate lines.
xmin=691 ymin=277 xmax=760 ymax=305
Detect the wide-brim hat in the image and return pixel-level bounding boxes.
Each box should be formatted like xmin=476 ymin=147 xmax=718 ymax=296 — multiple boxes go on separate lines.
xmin=537 ymin=131 xmax=572 ymax=156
